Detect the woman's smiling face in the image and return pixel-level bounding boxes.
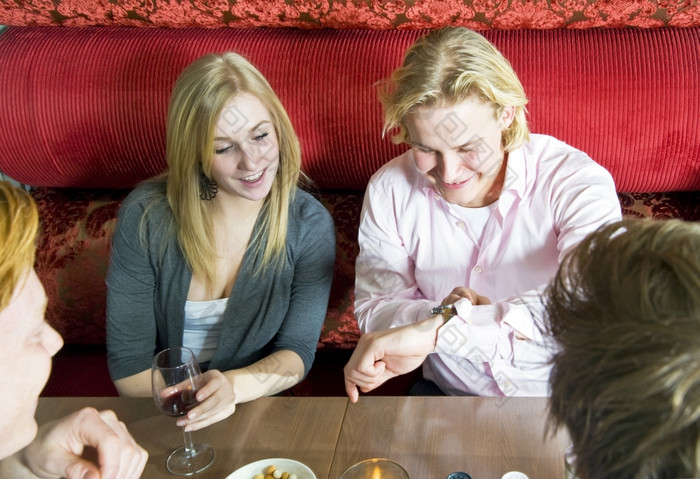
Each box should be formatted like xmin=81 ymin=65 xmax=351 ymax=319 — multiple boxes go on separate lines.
xmin=210 ymin=93 xmax=280 ymax=204
xmin=406 ymin=96 xmax=514 ymax=207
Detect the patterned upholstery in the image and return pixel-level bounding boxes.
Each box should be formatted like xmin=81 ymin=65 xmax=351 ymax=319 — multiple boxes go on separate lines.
xmin=1 ymin=0 xmax=698 ymax=29
xmin=32 ymin=187 xmax=700 ymax=349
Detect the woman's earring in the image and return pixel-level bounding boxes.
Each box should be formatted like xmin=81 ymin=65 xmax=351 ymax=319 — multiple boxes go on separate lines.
xmin=199 ymin=174 xmax=218 ymax=201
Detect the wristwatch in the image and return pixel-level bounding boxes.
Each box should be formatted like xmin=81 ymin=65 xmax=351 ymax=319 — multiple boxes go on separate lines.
xmin=430 ymin=304 xmax=457 ymax=323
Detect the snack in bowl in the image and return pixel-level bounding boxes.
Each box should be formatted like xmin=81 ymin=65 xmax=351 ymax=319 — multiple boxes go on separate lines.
xmin=253 ymin=463 xmax=297 ymax=479
xmin=225 ymin=458 xmax=316 ymax=479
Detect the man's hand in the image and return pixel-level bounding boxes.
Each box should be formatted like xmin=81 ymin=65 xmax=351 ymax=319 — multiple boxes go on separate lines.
xmin=442 ymin=286 xmax=491 ymax=307
xmin=344 ymin=315 xmax=443 ymax=402
xmin=22 ymin=407 xmax=147 ymax=479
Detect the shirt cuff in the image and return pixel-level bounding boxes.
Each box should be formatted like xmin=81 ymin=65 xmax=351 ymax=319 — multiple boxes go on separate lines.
xmin=434 ymin=304 xmax=500 ymax=361
xmin=502 ymin=304 xmax=537 ymax=340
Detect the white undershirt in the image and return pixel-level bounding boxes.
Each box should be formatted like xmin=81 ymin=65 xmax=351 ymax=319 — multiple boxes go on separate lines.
xmin=452 ymin=202 xmax=497 ymax=247
xmin=183 ymin=298 xmax=227 ymax=363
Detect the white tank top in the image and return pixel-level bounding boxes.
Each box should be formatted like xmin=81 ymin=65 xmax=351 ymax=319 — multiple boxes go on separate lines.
xmin=183 ymin=298 xmax=228 ymax=363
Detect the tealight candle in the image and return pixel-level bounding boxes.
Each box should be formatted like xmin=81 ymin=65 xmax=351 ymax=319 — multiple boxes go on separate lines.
xmin=338 ymin=458 xmax=409 ymax=479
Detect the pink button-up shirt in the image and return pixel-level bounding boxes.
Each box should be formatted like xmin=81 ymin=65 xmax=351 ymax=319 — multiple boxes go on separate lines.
xmin=355 ymin=134 xmax=622 ymax=396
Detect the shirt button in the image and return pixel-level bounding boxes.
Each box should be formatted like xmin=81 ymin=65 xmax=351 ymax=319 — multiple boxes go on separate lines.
xmin=474 ymin=265 xmax=483 ymax=273
xmin=456 ymin=220 xmax=466 ymax=229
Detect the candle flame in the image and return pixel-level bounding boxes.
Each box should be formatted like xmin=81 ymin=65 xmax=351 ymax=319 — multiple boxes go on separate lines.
xmin=372 ymin=465 xmax=381 ymax=479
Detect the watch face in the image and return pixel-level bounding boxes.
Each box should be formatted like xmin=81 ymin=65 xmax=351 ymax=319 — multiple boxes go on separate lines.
xmin=446 ymin=473 xmax=472 ymax=479
xmin=431 ymin=305 xmax=457 ymax=321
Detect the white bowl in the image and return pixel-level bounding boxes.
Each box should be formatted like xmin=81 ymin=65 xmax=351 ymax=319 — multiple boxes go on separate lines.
xmin=225 ymin=458 xmax=316 ymax=479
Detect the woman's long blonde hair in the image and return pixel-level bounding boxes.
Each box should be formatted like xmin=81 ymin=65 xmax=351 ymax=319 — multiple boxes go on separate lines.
xmin=165 ymin=52 xmax=301 ymax=291
xmin=380 ymin=27 xmax=529 ymax=152
xmin=0 ymin=181 xmax=39 ymax=310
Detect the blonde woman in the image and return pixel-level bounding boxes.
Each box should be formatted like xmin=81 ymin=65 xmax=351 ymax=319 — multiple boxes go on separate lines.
xmin=106 ymin=53 xmax=335 ymax=431
xmin=0 ymin=181 xmax=147 ymax=478
xmin=350 ymin=27 xmax=621 ymax=398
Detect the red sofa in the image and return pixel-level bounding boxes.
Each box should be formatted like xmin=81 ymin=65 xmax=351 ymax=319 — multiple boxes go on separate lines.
xmin=0 ymin=1 xmax=698 ymax=397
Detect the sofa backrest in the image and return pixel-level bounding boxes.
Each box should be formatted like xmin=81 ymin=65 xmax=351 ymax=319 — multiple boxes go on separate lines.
xmin=0 ymin=26 xmax=698 ymax=193
xmin=1 ymin=1 xmax=698 ymax=29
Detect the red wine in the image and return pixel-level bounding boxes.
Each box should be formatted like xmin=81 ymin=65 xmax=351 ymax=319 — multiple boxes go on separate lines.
xmin=159 ymin=389 xmax=198 ymax=417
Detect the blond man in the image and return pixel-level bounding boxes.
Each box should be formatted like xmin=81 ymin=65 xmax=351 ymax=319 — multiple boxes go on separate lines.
xmin=351 ymin=27 xmax=620 ymax=397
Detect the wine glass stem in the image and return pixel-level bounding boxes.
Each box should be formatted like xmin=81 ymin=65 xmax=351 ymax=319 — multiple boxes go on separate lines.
xmin=182 ymin=428 xmax=196 ymax=457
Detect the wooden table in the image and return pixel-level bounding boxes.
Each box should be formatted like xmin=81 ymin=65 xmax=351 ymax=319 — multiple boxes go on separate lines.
xmin=35 ymin=396 xmax=568 ymax=479
xmin=35 ymin=396 xmax=347 ymax=479
xmin=329 ymin=397 xmax=569 ymax=478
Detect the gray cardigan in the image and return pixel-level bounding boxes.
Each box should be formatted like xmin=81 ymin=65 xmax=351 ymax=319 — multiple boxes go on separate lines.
xmin=106 ymin=180 xmax=335 ymax=381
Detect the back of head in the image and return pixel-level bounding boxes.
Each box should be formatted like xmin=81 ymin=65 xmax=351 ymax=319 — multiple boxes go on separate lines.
xmin=546 ymin=219 xmax=700 ymax=479
xmin=0 ymin=181 xmax=38 ymax=310
xmin=380 ymin=27 xmax=529 ymax=151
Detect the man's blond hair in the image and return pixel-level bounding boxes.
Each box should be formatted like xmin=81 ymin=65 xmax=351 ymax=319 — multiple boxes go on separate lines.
xmin=380 ymin=27 xmax=529 ymax=151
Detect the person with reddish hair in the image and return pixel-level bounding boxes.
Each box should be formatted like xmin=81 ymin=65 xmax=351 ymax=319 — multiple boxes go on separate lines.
xmin=0 ymin=180 xmax=147 ymax=478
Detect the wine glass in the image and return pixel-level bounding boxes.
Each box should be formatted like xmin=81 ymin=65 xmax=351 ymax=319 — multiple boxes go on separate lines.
xmin=152 ymin=346 xmax=215 ymax=476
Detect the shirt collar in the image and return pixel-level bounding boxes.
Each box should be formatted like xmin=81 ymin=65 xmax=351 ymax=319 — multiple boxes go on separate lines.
xmin=502 ymin=146 xmax=528 ymax=199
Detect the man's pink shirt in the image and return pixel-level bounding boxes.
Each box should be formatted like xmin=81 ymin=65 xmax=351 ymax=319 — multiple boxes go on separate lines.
xmin=354 ymin=134 xmax=622 ymax=396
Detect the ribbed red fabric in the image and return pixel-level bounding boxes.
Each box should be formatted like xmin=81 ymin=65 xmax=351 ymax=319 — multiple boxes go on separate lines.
xmin=0 ymin=27 xmax=698 ymax=192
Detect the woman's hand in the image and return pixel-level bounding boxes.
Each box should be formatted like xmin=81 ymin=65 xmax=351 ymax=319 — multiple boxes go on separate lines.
xmin=177 ymin=369 xmax=237 ymax=432
xmin=442 ymin=286 xmax=491 ymax=307
xmin=175 ymin=350 xmax=306 ymax=432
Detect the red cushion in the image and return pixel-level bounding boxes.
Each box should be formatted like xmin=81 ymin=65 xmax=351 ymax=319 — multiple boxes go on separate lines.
xmin=1 ymin=27 xmax=698 ymax=192
xmin=1 ymin=0 xmax=698 ymax=29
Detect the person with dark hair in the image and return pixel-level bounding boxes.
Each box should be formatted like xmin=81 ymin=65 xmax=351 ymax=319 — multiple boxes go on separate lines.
xmin=546 ymin=218 xmax=700 ymax=479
